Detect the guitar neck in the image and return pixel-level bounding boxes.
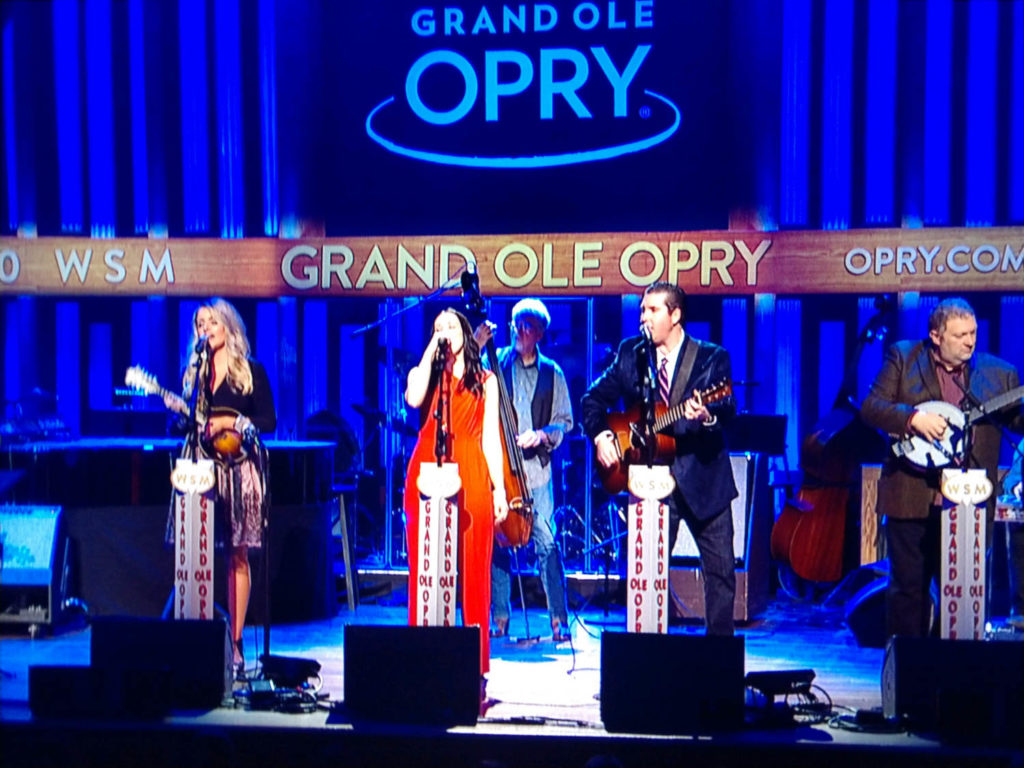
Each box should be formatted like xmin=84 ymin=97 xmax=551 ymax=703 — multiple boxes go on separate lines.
xmin=653 ymin=403 xmax=686 ymax=433
xmin=153 ymin=383 xmax=176 ymax=402
xmin=967 ymin=385 xmax=1024 ymax=424
xmin=651 ymin=383 xmax=730 ymax=432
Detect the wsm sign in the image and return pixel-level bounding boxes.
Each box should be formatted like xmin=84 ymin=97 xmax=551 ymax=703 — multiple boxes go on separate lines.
xmin=365 ymin=2 xmax=681 ymax=168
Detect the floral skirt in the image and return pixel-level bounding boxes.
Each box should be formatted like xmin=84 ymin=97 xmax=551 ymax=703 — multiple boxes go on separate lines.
xmin=165 ymin=454 xmax=267 ymax=549
xmin=218 ymin=457 xmax=265 ymax=548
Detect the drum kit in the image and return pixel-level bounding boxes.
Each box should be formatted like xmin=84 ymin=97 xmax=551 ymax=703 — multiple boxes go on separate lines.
xmin=1 ymin=389 xmax=70 ymax=445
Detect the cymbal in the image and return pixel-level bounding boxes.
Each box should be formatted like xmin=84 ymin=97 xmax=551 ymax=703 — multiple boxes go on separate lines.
xmin=351 ymin=403 xmax=418 ymax=437
xmin=388 ymin=419 xmax=419 ymax=438
xmin=352 ymin=402 xmax=385 ymax=419
xmin=0 ymin=469 xmax=25 ymax=495
xmin=383 ymin=347 xmax=420 ymax=366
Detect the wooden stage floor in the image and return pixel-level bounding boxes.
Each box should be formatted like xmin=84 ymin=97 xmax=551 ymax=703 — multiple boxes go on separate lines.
xmin=2 ymin=593 xmax=1021 ymax=768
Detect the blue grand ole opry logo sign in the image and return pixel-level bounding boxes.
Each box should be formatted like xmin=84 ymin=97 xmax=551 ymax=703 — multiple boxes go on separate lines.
xmin=365 ymin=1 xmax=680 ymax=168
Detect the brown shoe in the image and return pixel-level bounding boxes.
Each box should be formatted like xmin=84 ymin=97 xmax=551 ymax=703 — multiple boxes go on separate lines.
xmin=551 ymin=619 xmax=570 ymax=643
xmin=489 ymin=617 xmax=508 ymax=638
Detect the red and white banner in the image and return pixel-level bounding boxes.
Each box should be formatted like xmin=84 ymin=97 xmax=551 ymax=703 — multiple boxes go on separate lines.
xmin=171 ymin=458 xmax=217 ymax=621
xmin=414 ymin=462 xmax=461 ymax=627
xmin=940 ymin=469 xmax=992 ymax=641
xmin=627 ymin=464 xmax=673 ymax=634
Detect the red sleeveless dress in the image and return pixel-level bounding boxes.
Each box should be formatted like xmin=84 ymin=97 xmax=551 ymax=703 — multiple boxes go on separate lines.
xmin=404 ymin=371 xmax=495 ymax=676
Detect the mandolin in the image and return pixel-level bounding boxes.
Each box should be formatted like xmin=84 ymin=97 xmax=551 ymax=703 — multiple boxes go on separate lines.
xmin=596 ymin=380 xmax=733 ymax=495
xmin=125 ymin=365 xmax=246 ymax=465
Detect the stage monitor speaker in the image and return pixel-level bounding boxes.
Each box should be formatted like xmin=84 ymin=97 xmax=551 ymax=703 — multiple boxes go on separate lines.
xmin=843 ymin=577 xmax=888 ymax=648
xmin=882 ymin=636 xmax=1024 ymax=746
xmin=90 ymin=616 xmax=231 ymax=710
xmin=29 ymin=664 xmax=171 ymax=719
xmin=0 ymin=505 xmax=66 ymax=627
xmin=844 ymin=575 xmax=938 ymax=649
xmin=600 ymin=632 xmax=745 ymax=734
xmin=343 ymin=625 xmax=479 ymax=726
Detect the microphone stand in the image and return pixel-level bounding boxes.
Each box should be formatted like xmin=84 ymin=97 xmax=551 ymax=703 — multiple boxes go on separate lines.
xmin=952 ymin=376 xmax=1024 ymax=468
xmin=433 ymin=343 xmax=449 ymax=464
xmin=583 ymin=530 xmax=627 ymax=622
xmin=255 ymin=434 xmax=272 ymax=672
xmin=637 ymin=331 xmax=657 ymax=467
xmin=185 ymin=343 xmax=208 ymax=460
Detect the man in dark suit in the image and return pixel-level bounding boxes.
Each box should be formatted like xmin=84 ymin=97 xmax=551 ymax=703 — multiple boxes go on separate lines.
xmin=581 ymin=282 xmax=737 ymax=635
xmin=861 ymin=297 xmax=1024 ymax=638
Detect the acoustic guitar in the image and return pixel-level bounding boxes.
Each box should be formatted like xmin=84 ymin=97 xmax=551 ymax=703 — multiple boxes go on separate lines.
xmin=124 ymin=365 xmax=247 ymax=465
xmin=596 ymin=380 xmax=733 ymax=494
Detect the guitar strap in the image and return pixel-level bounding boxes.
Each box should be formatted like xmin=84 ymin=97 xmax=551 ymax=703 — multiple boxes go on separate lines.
xmin=670 ymin=337 xmax=699 ymax=406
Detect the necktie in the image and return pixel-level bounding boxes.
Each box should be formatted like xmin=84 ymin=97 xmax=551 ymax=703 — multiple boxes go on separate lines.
xmin=658 ymin=355 xmax=670 ymax=405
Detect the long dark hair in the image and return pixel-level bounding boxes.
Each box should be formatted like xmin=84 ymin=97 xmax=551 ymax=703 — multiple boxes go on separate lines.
xmin=431 ymin=308 xmax=487 ymax=398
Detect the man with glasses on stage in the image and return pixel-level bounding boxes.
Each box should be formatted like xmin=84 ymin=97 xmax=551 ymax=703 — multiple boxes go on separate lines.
xmin=476 ymin=299 xmax=574 ymax=642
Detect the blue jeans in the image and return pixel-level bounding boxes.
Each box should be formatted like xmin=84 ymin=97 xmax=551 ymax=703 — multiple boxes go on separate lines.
xmin=491 ymin=482 xmax=569 ymax=626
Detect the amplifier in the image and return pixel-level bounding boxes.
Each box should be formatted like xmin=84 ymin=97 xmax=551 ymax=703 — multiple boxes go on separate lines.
xmin=0 ymin=505 xmax=66 ymax=628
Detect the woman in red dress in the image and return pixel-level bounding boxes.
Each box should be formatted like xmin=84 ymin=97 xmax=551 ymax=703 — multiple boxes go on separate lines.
xmin=404 ymin=309 xmax=508 ymax=681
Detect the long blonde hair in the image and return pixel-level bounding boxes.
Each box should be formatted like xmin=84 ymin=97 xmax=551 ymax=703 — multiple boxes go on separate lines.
xmin=182 ymin=298 xmax=254 ymax=399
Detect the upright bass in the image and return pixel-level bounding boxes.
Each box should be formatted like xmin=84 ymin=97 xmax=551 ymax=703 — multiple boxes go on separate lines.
xmin=461 ymin=270 xmax=535 ymax=547
xmin=770 ymin=297 xmax=892 ymax=584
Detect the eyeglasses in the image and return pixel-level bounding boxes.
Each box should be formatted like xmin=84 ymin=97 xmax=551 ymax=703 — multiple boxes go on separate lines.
xmin=511 ymin=319 xmax=543 ymax=334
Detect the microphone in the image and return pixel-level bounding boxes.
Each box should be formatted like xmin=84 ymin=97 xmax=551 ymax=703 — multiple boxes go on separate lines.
xmin=436 ymin=337 xmax=450 ymax=360
xmin=461 ymin=264 xmax=484 ymax=313
xmin=634 ymin=324 xmax=652 ymax=354
xmin=195 ymin=335 xmax=209 ymax=354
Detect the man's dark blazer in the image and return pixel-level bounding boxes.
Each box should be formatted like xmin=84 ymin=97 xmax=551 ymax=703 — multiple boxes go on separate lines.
xmin=581 ymin=333 xmax=738 ymax=519
xmin=861 ymin=339 xmax=1024 ymax=520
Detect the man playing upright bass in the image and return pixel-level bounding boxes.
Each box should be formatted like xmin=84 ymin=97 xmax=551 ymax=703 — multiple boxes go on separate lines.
xmin=477 ymin=299 xmax=574 ymax=642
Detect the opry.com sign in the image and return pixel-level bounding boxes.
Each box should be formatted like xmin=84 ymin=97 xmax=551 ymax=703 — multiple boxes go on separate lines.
xmin=365 ymin=1 xmax=679 ymax=168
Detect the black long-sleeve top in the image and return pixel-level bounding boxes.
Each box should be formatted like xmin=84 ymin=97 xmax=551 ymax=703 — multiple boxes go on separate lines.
xmin=206 ymin=359 xmax=277 ymax=434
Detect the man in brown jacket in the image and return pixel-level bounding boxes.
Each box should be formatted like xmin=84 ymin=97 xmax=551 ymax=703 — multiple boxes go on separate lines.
xmin=861 ymin=298 xmax=1024 ymax=638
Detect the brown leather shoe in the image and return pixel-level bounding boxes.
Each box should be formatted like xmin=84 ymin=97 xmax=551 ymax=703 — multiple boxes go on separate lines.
xmin=551 ymin=619 xmax=570 ymax=643
xmin=489 ymin=617 xmax=508 ymax=638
